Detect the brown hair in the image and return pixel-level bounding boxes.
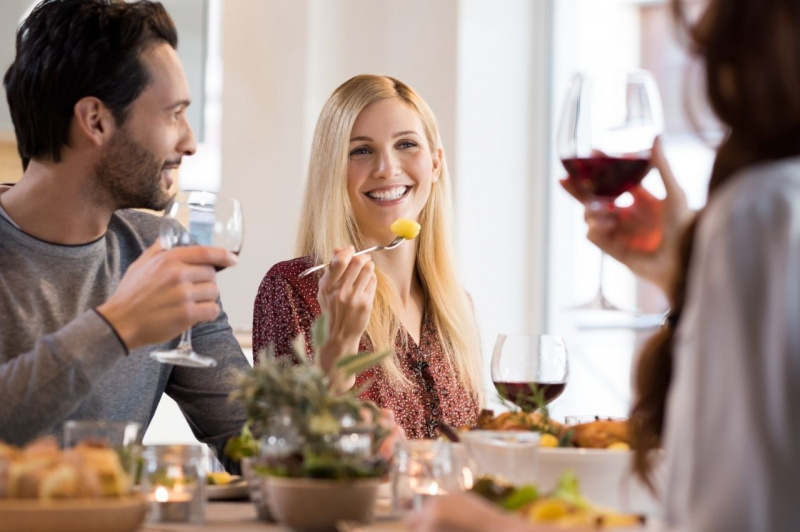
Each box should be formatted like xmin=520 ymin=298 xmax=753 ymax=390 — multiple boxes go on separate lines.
xmin=4 ymin=0 xmax=177 ymax=170
xmin=631 ymin=0 xmax=800 ymax=488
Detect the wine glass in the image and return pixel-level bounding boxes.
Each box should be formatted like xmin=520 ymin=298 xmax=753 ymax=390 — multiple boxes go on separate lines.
xmin=491 ymin=334 xmax=569 ymax=412
xmin=557 ymin=70 xmax=664 ymax=312
xmin=149 ymin=190 xmax=244 ymax=368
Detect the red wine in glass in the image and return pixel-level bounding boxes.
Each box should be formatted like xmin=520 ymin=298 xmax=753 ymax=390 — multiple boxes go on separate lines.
xmin=491 ymin=334 xmax=569 ymax=413
xmin=561 ymin=155 xmax=651 ymax=198
xmin=556 ymin=70 xmax=664 ymax=312
xmin=493 ymin=381 xmax=567 ymax=410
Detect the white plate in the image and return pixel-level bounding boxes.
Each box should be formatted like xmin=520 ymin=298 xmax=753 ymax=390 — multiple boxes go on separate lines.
xmin=206 ymin=477 xmax=249 ymax=500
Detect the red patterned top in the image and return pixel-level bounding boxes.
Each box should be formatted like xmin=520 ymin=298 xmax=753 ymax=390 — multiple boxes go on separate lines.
xmin=252 ymin=257 xmax=479 ymax=439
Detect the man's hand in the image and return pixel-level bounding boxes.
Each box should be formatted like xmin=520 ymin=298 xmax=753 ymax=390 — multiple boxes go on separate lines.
xmin=96 ymin=241 xmax=237 ymax=350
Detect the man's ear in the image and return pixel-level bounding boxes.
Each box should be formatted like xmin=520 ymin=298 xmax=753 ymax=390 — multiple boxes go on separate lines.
xmin=73 ymin=97 xmax=116 ymax=147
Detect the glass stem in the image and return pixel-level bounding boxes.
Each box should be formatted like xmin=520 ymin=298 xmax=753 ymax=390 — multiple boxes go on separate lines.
xmin=176 ymin=327 xmax=194 ymax=355
xmin=597 ymin=251 xmax=607 ymax=298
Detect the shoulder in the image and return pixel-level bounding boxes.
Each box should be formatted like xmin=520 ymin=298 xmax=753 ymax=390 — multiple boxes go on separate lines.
xmin=265 ymin=256 xmax=316 ymax=281
xmin=256 ymin=256 xmax=319 ymax=302
xmin=699 ymin=157 xmax=800 ymax=242
xmin=103 ymin=209 xmax=161 ymax=260
xmin=109 ymin=209 xmax=161 ymax=243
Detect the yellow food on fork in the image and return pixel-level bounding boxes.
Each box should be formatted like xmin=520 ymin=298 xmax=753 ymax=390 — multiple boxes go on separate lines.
xmin=390 ymin=218 xmax=421 ymax=240
xmin=298 ymin=218 xmax=421 ymax=278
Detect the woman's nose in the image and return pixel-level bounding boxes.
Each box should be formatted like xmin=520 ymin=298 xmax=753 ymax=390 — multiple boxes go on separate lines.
xmin=373 ymin=150 xmax=400 ymax=179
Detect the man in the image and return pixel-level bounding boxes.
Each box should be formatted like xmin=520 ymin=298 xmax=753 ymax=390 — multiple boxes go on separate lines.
xmin=0 ymin=0 xmax=247 ymax=470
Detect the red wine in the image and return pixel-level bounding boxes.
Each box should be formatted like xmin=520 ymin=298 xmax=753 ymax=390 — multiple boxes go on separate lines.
xmin=561 ymin=156 xmax=650 ymax=198
xmin=494 ymin=381 xmax=566 ymax=410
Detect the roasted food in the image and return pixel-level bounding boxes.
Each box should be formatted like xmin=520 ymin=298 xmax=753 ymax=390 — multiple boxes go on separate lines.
xmin=0 ymin=438 xmax=129 ymax=499
xmin=474 ymin=409 xmax=564 ymax=435
xmin=567 ymin=420 xmax=630 ymax=449
xmin=473 ymin=410 xmax=632 ymax=449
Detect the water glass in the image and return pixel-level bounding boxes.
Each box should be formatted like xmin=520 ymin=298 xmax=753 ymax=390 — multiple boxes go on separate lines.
xmin=460 ymin=430 xmax=541 ymax=486
xmin=391 ymin=440 xmax=472 ymax=516
xmin=141 ymin=445 xmax=206 ymax=524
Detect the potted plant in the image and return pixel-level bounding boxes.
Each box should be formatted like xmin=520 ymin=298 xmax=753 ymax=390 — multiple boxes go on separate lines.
xmin=226 ymin=315 xmax=392 ymax=532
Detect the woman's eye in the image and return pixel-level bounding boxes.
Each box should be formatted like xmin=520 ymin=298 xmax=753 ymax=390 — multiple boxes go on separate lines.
xmin=349 ymin=146 xmax=370 ymax=157
xmin=397 ymin=140 xmax=418 ymax=150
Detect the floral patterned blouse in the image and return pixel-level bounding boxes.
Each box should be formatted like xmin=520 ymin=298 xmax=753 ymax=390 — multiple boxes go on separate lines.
xmin=252 ymin=256 xmax=479 ymax=439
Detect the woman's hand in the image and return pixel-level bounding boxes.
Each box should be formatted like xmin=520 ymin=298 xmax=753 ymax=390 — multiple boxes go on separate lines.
xmin=316 ymin=246 xmax=377 ymax=376
xmin=408 ymin=492 xmax=536 ymax=532
xmin=560 ymin=137 xmax=693 ymax=296
xmin=375 ymin=409 xmax=406 ymax=462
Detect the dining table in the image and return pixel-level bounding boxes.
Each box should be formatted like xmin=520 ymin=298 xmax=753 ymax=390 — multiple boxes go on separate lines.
xmin=140 ymin=500 xmax=407 ymax=532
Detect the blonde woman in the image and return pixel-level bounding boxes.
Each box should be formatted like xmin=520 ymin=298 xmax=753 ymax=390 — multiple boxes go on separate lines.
xmin=252 ymin=74 xmax=483 ymax=439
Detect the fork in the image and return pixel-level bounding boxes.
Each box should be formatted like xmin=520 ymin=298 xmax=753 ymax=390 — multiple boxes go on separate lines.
xmin=298 ymin=236 xmax=407 ymax=278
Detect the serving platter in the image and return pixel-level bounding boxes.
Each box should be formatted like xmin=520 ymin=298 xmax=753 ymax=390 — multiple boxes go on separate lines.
xmin=0 ymin=495 xmax=145 ymax=532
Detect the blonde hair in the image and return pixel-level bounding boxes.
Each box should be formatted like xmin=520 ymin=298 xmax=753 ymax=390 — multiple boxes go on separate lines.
xmin=297 ymin=74 xmax=484 ymax=405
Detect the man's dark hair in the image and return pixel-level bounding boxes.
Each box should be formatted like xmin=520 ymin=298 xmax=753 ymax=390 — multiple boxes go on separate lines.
xmin=3 ymin=0 xmax=178 ymax=169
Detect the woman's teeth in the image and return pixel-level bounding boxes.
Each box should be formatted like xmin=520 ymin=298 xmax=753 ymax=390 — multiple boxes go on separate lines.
xmin=366 ymin=186 xmax=409 ymax=201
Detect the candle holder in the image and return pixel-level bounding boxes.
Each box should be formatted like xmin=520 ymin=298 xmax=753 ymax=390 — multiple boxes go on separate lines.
xmin=141 ymin=445 xmax=206 ymax=524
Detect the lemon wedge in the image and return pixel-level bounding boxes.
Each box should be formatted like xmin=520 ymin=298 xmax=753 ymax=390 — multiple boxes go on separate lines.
xmin=207 ymin=471 xmax=233 ymax=485
xmin=390 ymin=218 xmax=421 ymax=240
xmin=528 ymin=498 xmax=570 ymax=521
xmin=539 ymin=433 xmax=559 ymax=448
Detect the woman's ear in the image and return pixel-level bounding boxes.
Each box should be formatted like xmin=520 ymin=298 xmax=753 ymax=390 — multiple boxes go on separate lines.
xmin=73 ymin=97 xmax=116 ymax=148
xmin=432 ymin=147 xmax=444 ymax=183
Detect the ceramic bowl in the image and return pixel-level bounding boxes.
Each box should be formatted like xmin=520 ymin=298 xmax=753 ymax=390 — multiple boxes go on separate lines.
xmin=538 ymin=447 xmax=662 ymax=515
xmin=266 ymin=477 xmax=380 ymax=532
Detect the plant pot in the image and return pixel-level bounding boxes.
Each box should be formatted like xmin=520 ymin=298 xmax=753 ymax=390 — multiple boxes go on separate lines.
xmin=240 ymin=457 xmax=274 ymax=522
xmin=266 ymin=477 xmax=380 ymax=532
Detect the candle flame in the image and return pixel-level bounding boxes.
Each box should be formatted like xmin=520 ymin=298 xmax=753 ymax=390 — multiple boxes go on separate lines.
xmin=154 ymin=486 xmax=169 ymax=502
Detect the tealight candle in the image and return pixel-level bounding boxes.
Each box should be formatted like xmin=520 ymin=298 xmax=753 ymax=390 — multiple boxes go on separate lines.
xmin=141 ymin=445 xmax=205 ymax=524
xmin=149 ymin=485 xmax=192 ymax=522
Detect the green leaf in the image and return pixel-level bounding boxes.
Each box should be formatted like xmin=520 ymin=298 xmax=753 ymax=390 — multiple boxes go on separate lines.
xmin=336 ymin=349 xmax=392 ymax=377
xmin=502 ymin=485 xmax=539 ymax=511
xmin=224 ymin=423 xmax=259 ymax=461
xmin=552 ymin=470 xmax=589 ymax=510
xmin=311 ymin=312 xmax=329 ymax=355
xmin=291 ymin=334 xmax=309 ymax=365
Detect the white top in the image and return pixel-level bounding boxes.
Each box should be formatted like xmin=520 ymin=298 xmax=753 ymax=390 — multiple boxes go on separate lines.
xmin=659 ymin=157 xmax=800 ymax=531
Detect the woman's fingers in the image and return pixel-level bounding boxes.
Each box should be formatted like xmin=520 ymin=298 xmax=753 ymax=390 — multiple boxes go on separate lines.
xmin=352 ymin=258 xmax=376 ymax=295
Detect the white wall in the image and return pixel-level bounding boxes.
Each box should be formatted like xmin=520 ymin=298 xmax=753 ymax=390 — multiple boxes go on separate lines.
xmin=214 ymin=0 xmax=550 ymax=345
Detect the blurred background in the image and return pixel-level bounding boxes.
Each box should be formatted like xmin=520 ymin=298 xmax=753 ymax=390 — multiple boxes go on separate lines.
xmin=0 ymin=0 xmax=715 ymax=444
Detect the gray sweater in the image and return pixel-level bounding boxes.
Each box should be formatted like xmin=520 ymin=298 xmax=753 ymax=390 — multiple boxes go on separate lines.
xmin=0 ymin=209 xmax=248 ymax=469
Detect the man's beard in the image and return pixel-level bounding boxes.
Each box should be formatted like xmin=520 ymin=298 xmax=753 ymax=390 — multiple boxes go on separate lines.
xmin=93 ymin=127 xmax=172 ymax=211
